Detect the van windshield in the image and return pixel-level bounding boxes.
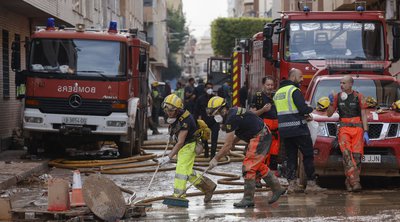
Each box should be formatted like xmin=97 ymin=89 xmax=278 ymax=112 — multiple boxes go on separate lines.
xmin=311 ymin=79 xmax=400 ymax=108
xmin=29 ymin=39 xmax=126 ymax=76
xmin=284 ymin=21 xmax=385 ymax=62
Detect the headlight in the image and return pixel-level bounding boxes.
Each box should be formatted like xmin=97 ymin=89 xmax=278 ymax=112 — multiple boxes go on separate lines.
xmin=317 ymin=122 xmax=328 ymax=137
xmin=106 ymin=121 xmax=126 ymax=127
xmin=24 ymin=116 xmax=43 ymax=123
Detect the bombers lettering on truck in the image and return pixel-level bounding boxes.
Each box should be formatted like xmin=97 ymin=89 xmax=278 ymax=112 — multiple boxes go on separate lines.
xmin=57 ymin=85 xmax=96 ymax=94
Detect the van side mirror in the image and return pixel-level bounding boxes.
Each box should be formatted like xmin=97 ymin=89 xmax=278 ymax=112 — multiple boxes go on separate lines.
xmin=139 ymin=51 xmax=148 ymax=72
xmin=11 ymin=41 xmax=21 ymax=71
xmin=263 ymin=25 xmax=274 ymax=39
xmin=393 ymin=24 xmax=400 ymax=62
xmin=263 ymin=39 xmax=273 ymax=60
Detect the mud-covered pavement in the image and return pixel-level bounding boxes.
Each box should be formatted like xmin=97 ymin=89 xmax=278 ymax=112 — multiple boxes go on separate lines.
xmin=3 ymin=125 xmax=400 ymax=221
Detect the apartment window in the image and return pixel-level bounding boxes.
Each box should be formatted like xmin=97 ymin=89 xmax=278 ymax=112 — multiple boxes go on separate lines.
xmin=2 ymin=30 xmax=10 ymax=98
xmin=144 ymin=0 xmax=152 ymax=7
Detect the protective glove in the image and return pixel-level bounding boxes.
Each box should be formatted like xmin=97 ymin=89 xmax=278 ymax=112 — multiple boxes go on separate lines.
xmin=328 ymin=93 xmax=334 ymax=103
xmin=209 ymin=158 xmax=218 ymax=170
xmin=156 ymin=156 xmax=170 ymax=166
xmin=363 ymin=131 xmax=370 ymax=145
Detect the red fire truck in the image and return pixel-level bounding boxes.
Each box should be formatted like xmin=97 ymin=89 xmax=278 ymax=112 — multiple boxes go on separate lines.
xmin=261 ymin=7 xmax=400 ymax=177
xmin=12 ymin=19 xmax=150 ymax=157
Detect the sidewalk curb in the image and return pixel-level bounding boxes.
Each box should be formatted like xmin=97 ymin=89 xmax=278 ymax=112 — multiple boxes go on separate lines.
xmin=0 ymin=161 xmax=49 ymax=190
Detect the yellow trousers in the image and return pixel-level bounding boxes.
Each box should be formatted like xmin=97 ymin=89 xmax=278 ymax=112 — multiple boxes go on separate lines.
xmin=173 ymin=141 xmax=202 ymax=197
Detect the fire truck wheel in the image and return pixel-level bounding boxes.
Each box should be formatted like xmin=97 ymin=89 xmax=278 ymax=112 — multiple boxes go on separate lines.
xmin=26 ymin=138 xmax=39 ymax=155
xmin=119 ymin=127 xmax=138 ymax=157
xmin=43 ymin=139 xmax=66 ymax=157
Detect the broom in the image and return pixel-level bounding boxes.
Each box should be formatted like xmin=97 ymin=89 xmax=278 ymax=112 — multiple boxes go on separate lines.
xmin=162 ymin=166 xmax=211 ymax=208
xmin=129 ymin=137 xmax=172 ymax=205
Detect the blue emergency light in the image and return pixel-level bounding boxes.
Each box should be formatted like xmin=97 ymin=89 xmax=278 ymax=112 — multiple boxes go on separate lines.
xmin=303 ymin=6 xmax=310 ymax=12
xmin=109 ymin=21 xmax=118 ymax=33
xmin=356 ymin=5 xmax=365 ymax=12
xmin=47 ymin=18 xmax=55 ymax=30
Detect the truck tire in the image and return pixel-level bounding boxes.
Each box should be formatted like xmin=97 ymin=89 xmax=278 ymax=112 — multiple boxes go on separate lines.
xmin=43 ymin=139 xmax=66 ymax=157
xmin=26 ymin=138 xmax=39 ymax=155
xmin=119 ymin=113 xmax=142 ymax=157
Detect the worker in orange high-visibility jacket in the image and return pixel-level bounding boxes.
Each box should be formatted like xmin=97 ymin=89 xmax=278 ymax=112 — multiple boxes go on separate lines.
xmin=250 ymin=77 xmax=281 ymax=168
xmin=250 ymin=76 xmax=281 ymax=188
xmin=207 ymin=96 xmax=286 ymax=208
xmin=326 ymin=75 xmax=369 ymax=192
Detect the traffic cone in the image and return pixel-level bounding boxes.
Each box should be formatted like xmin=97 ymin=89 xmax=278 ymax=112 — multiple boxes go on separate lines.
xmin=70 ymin=170 xmax=85 ymax=207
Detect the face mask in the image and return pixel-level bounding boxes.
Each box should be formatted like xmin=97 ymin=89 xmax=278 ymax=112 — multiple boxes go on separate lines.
xmin=206 ymin=89 xmax=213 ymax=95
xmin=214 ymin=115 xmax=223 ymax=123
xmin=340 ymin=92 xmax=348 ymax=101
xmin=167 ymin=118 xmax=177 ymax=124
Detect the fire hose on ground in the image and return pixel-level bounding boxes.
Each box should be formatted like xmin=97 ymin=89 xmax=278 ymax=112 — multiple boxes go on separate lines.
xmin=48 ymin=141 xmax=276 ymax=204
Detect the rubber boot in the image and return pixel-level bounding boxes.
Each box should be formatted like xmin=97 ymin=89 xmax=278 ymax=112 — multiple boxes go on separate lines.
xmin=304 ymin=180 xmax=327 ymax=193
xmin=233 ymin=179 xmax=255 ymax=208
xmin=350 ymin=169 xmax=362 ymax=192
xmin=263 ymin=171 xmax=286 ymax=204
xmin=352 ymin=153 xmax=362 ymax=192
xmin=194 ymin=176 xmax=217 ymax=203
xmin=287 ymin=179 xmax=303 ymax=194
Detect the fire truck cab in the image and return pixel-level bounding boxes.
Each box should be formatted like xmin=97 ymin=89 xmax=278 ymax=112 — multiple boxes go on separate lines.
xmin=12 ymin=19 xmax=149 ymax=157
xmin=263 ymin=8 xmax=396 ymax=92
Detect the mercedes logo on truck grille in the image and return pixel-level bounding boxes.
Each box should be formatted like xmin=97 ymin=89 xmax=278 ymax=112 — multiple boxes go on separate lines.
xmin=69 ymin=94 xmax=82 ymax=108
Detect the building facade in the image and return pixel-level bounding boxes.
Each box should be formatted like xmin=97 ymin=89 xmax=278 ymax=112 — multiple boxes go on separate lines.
xmin=0 ymin=0 xmax=144 ymax=151
xmin=195 ymin=34 xmax=214 ymax=81
xmin=144 ymin=0 xmax=168 ymax=81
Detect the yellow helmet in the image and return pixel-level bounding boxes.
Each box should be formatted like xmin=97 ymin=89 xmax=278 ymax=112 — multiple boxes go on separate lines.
xmin=162 ymin=94 xmax=183 ymax=110
xmin=366 ymin=96 xmax=378 ymax=108
xmin=207 ymin=96 xmax=226 ymax=115
xmin=151 ymin=81 xmax=159 ymax=87
xmin=392 ymin=100 xmax=400 ymax=112
xmin=316 ymin=97 xmax=330 ymax=111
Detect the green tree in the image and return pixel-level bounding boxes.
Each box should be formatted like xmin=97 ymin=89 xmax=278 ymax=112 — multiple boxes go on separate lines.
xmin=211 ymin=17 xmax=270 ymax=57
xmin=162 ymin=8 xmax=189 ymax=80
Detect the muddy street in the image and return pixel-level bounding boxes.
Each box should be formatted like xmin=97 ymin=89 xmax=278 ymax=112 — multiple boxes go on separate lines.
xmin=2 ymin=127 xmax=400 ymax=221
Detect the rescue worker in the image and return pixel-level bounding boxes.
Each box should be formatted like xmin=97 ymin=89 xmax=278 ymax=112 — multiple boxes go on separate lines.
xmin=273 ymin=68 xmax=325 ymax=194
xmin=184 ymin=78 xmax=196 ymax=113
xmin=174 ymin=81 xmax=185 ymax=100
xmin=194 ymin=82 xmax=220 ymax=158
xmin=151 ymin=81 xmax=162 ymax=126
xmin=156 ymin=94 xmax=217 ymax=203
xmin=250 ymin=76 xmax=280 ymax=177
xmin=207 ymin=96 xmax=286 ymax=208
xmin=325 ymin=75 xmax=369 ymax=192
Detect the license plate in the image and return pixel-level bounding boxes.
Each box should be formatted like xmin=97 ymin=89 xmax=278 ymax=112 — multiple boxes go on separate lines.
xmin=362 ymin=155 xmax=381 ymax=163
xmin=62 ymin=117 xmax=87 ymax=125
